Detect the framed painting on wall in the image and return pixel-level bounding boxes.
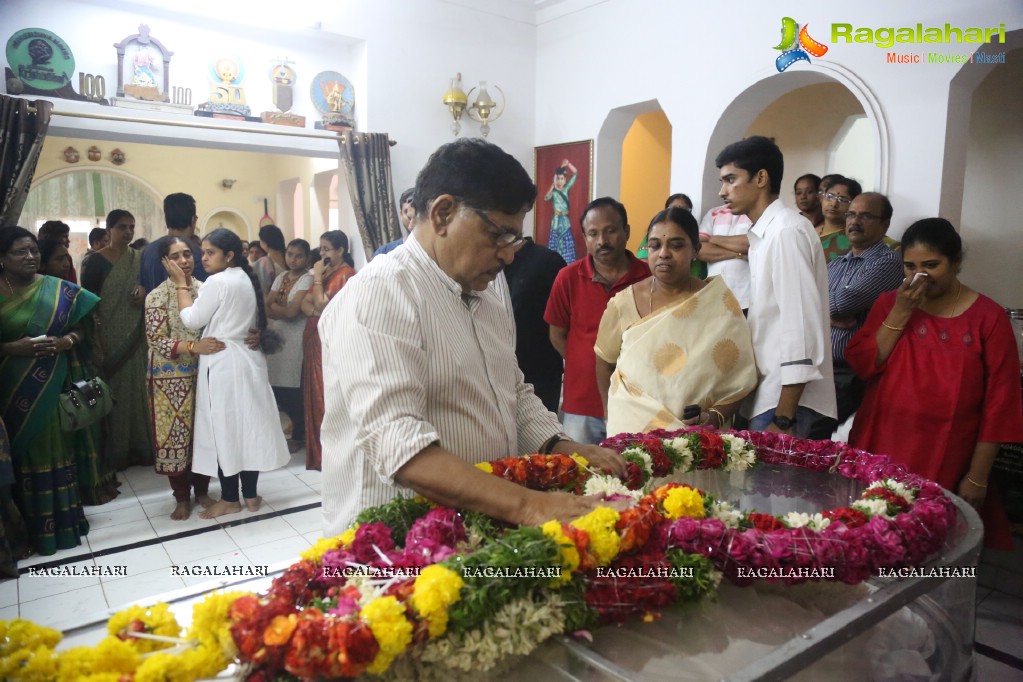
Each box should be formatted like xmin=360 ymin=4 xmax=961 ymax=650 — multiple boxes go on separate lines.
xmin=533 ymin=139 xmax=593 ymax=264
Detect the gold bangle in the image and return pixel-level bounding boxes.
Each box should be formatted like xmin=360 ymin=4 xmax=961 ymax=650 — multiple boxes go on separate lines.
xmin=187 ymin=341 xmax=195 ymax=354
xmin=881 ymin=321 xmax=905 ymax=332
xmin=176 ymin=285 xmax=190 ymax=291
xmin=313 ymin=280 xmax=323 ymax=285
xmin=708 ymin=408 xmax=727 ymax=426
xmin=966 ymin=476 xmax=988 ymax=489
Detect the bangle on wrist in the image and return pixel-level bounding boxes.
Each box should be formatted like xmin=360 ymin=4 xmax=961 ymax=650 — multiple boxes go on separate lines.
xmin=966 ymin=476 xmax=988 ymax=489
xmin=187 ymin=341 xmax=195 ymax=354
xmin=881 ymin=320 xmax=905 ymax=332
xmin=708 ymin=407 xmax=726 ymax=427
xmin=176 ymin=285 xmax=190 ymax=291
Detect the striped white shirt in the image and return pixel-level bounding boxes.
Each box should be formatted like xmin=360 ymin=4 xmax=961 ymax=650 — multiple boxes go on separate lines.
xmin=319 ymin=235 xmax=562 ymax=537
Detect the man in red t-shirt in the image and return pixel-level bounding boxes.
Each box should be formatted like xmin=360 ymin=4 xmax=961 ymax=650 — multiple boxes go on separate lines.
xmin=544 ymin=197 xmax=650 ymax=444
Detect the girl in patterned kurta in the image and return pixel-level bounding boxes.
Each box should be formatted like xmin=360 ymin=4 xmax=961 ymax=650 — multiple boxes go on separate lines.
xmin=544 ymin=159 xmax=578 ymax=264
xmin=144 ymin=238 xmax=223 ymax=520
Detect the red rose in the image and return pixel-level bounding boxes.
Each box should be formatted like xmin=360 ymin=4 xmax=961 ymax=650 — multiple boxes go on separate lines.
xmin=748 ymin=512 xmax=786 ymax=532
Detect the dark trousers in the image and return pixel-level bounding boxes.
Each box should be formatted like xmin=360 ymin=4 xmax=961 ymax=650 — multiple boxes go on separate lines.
xmin=272 ymin=385 xmax=305 ymax=442
xmin=807 ymin=365 xmax=866 ymax=440
xmin=168 ymin=472 xmax=211 ymax=503
xmin=217 ymin=467 xmax=259 ymax=503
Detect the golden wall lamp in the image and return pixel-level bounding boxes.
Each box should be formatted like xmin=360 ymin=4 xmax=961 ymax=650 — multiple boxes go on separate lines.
xmin=443 ymin=74 xmax=505 ymax=137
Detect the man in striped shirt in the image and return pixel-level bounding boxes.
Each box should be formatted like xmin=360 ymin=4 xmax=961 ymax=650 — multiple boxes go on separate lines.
xmin=319 ymin=139 xmax=626 ymax=537
xmin=808 ymin=192 xmax=904 ymax=439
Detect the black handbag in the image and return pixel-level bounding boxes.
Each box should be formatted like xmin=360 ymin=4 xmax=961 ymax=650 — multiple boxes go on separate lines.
xmin=58 ymin=377 xmax=114 ymax=431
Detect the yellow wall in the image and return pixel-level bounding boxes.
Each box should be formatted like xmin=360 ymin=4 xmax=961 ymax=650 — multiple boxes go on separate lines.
xmin=619 ymin=110 xmax=672 ymax=252
xmin=33 ymin=136 xmax=338 ymax=242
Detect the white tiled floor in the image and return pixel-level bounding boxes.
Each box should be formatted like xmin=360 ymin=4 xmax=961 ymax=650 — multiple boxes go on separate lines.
xmin=7 ymin=447 xmax=322 ymax=629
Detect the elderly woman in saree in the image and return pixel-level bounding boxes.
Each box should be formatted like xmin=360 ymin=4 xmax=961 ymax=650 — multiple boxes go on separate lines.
xmin=81 ymin=209 xmax=153 ymax=469
xmin=145 ymin=237 xmax=224 ymax=520
xmin=595 ymin=208 xmax=758 ymax=436
xmin=0 ymin=226 xmax=116 ymax=557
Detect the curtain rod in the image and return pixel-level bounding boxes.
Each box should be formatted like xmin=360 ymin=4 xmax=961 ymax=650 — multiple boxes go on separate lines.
xmin=26 ymin=104 xmax=396 ymax=145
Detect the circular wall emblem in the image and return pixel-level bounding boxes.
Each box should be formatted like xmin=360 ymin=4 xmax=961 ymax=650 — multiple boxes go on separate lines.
xmin=311 ymin=71 xmax=355 ymax=122
xmin=6 ymin=28 xmax=75 ymax=91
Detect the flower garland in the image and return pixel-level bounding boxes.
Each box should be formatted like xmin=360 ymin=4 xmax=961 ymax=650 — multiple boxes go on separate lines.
xmin=1 ymin=427 xmax=958 ymax=681
xmin=229 ymin=481 xmax=722 ymax=680
xmin=0 ymin=591 xmax=247 ymax=682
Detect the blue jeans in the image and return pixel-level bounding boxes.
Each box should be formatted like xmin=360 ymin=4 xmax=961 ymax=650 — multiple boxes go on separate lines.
xmin=748 ymin=406 xmax=826 ymax=439
xmin=562 ymin=413 xmax=606 ymax=445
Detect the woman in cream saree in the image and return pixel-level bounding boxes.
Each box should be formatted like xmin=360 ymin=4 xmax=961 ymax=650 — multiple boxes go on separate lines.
xmin=596 ymin=208 xmax=758 ymax=436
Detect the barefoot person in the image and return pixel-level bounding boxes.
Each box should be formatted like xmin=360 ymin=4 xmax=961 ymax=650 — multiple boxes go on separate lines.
xmin=145 ymin=238 xmax=221 ymax=520
xmin=166 ymin=228 xmax=289 ymax=518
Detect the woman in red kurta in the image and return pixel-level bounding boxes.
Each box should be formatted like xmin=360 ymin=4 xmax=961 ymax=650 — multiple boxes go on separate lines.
xmin=302 ymin=231 xmax=356 ymax=470
xmin=848 ymin=218 xmax=1023 ymax=549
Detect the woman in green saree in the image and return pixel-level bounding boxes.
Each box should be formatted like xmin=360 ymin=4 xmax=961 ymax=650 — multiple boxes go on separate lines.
xmin=0 ymin=226 xmax=114 ymax=556
xmin=81 ymin=209 xmax=153 ymax=469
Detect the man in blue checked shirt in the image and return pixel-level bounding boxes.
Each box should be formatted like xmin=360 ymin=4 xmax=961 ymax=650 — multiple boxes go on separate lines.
xmin=808 ymin=191 xmax=904 ymax=439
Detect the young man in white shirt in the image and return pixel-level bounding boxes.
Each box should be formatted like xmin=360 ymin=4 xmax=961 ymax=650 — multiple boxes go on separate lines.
xmin=715 ymin=136 xmax=836 ymax=436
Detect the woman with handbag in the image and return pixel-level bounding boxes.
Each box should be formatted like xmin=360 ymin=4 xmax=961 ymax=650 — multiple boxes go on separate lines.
xmin=0 ymin=226 xmax=117 ymax=556
xmin=166 ymin=228 xmax=289 ymax=519
xmin=145 ymin=237 xmax=223 ymax=520
xmin=81 ymin=209 xmax=152 ymax=470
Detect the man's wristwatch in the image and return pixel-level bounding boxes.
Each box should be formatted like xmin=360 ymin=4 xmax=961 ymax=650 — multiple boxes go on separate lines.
xmin=541 ymin=433 xmax=571 ymax=454
xmin=771 ymin=414 xmax=795 ymax=430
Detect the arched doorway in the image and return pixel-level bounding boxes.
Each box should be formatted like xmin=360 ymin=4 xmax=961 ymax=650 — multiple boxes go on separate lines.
xmin=22 ymin=167 xmax=164 ymax=264
xmin=595 ymin=100 xmax=672 ymax=252
xmin=702 ymin=65 xmax=889 ymax=217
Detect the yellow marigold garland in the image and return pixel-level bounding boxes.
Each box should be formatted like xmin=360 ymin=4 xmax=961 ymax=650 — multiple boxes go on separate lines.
xmin=411 ymin=564 xmax=465 ymax=638
xmin=570 ymin=507 xmax=621 ymax=567
xmin=106 ymin=602 xmax=180 ymax=653
xmin=360 ymin=595 xmax=414 ymax=674
xmin=541 ymin=520 xmax=580 ymax=584
xmin=662 ymin=486 xmax=706 ymax=520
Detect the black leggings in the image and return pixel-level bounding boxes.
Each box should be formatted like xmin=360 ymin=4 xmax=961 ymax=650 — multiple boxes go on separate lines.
xmin=218 ymin=467 xmax=259 ymax=503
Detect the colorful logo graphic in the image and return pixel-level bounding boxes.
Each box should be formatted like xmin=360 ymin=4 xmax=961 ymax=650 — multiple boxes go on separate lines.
xmin=773 ymin=17 xmax=828 ymax=72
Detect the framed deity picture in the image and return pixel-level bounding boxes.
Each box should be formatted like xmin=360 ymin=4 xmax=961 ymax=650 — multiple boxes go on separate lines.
xmin=533 ymin=139 xmax=593 ymax=264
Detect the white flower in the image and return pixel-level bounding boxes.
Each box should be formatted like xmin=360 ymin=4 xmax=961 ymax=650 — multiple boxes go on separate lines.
xmin=853 ymin=498 xmax=893 ymax=519
xmin=710 ymin=500 xmax=742 ymax=528
xmin=721 ymin=434 xmax=757 ymax=471
xmin=665 ymin=437 xmax=694 ymax=472
xmin=782 ymin=512 xmax=830 ymax=530
xmin=621 ymin=446 xmax=653 ymax=477
xmin=583 ymin=473 xmax=643 ymax=501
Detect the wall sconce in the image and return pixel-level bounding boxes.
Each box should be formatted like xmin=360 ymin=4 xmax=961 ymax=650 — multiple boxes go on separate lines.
xmin=467 ymin=80 xmax=505 ymax=138
xmin=110 ymin=149 xmax=126 ymax=165
xmin=222 ymin=179 xmax=236 ymax=189
xmin=63 ymin=146 xmax=79 ymax=163
xmin=442 ymin=73 xmax=468 ymax=136
xmin=87 ymin=146 xmax=102 ymax=162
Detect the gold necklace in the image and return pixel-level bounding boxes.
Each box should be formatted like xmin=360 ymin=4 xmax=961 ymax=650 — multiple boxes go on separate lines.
xmin=2 ymin=271 xmax=24 ymax=295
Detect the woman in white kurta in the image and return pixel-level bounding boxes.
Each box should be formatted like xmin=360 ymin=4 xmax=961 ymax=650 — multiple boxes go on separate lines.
xmin=165 ymin=227 xmax=289 ymax=518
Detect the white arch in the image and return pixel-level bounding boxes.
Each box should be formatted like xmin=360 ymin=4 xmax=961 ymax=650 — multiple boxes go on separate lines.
xmin=31 ymin=164 xmax=164 ymax=206
xmin=594 ymin=99 xmax=666 ymax=199
xmin=200 ymin=206 xmax=252 ymax=238
xmin=701 ymin=62 xmax=890 ymax=211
